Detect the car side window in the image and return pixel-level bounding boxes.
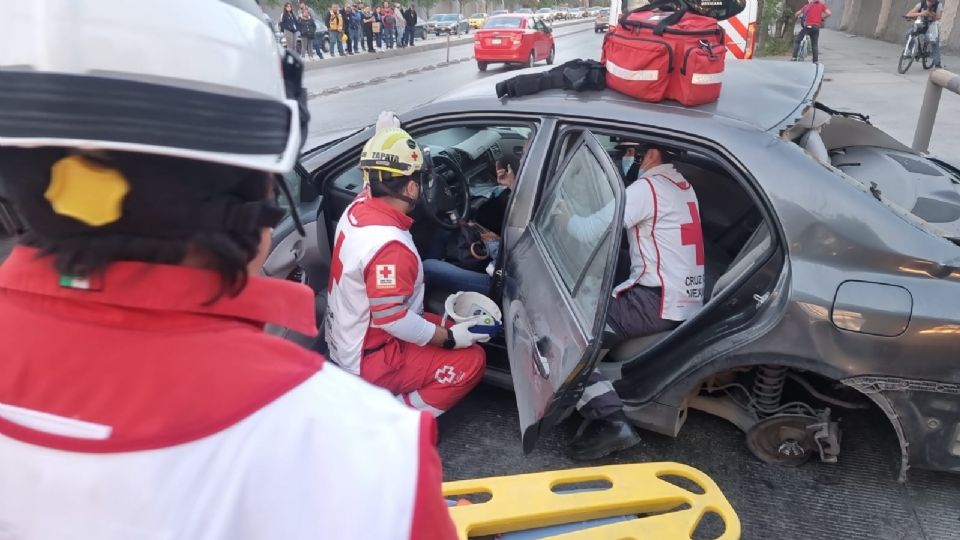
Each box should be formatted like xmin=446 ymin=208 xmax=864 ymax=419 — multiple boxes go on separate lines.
xmin=331 ymin=165 xmax=364 ymax=193
xmin=533 ymin=141 xmax=618 ymax=323
xmin=328 ymin=125 xmax=535 ymax=196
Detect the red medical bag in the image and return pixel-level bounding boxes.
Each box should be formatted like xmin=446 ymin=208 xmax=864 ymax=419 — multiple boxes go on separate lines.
xmin=601 ymin=0 xmax=726 ymax=106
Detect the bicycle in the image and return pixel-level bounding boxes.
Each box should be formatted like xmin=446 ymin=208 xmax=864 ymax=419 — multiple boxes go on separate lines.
xmin=898 ymin=16 xmax=935 ymax=74
xmin=796 ymin=28 xmax=811 ymax=61
xmin=793 ymin=16 xmax=812 ymax=62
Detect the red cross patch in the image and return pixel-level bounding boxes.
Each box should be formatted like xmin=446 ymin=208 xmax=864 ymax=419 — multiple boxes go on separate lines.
xmin=375 ymin=264 xmax=397 ymax=288
xmin=411 ymin=151 xmax=419 ymax=161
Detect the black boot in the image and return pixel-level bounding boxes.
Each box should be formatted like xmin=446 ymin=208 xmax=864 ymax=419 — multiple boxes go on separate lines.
xmin=566 ymin=413 xmax=641 ymax=461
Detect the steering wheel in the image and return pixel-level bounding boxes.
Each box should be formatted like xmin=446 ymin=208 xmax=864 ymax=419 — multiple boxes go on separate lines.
xmin=419 ymin=151 xmax=471 ymax=230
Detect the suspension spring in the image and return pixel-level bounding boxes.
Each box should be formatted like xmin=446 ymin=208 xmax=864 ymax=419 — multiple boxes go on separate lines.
xmin=752 ymin=365 xmax=789 ymax=416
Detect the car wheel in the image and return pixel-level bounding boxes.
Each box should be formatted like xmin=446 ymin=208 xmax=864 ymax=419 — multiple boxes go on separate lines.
xmin=527 ymin=51 xmax=536 ymax=69
xmin=546 ymin=46 xmax=555 ymax=65
xmin=436 ymin=32 xmax=440 ymax=37
xmin=478 ymin=61 xmax=488 ymax=71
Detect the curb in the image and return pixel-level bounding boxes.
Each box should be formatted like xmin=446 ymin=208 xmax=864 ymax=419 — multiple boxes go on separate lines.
xmin=304 ymin=19 xmax=592 ymax=70
xmin=307 ymin=22 xmax=594 ymax=99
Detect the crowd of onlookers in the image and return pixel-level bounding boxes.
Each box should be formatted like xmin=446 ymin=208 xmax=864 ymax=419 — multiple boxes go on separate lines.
xmin=276 ymin=1 xmax=421 ymax=61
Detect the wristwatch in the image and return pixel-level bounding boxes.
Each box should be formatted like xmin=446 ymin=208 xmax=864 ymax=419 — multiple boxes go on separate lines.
xmin=442 ymin=328 xmax=456 ymax=350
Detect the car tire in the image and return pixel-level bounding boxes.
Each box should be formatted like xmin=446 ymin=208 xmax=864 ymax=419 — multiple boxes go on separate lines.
xmin=527 ymin=51 xmax=536 ymax=69
xmin=478 ymin=61 xmax=488 ymax=71
xmin=546 ymin=46 xmax=555 ymax=65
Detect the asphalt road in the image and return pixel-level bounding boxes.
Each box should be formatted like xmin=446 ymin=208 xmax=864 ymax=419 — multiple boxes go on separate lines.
xmin=305 ymin=23 xmax=601 ymax=134
xmin=303 ymin=29 xmax=960 ymax=539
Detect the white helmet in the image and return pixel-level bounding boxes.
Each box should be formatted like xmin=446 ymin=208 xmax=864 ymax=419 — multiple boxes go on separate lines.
xmin=443 ymin=291 xmax=503 ymax=339
xmin=0 ymin=0 xmax=308 ymax=174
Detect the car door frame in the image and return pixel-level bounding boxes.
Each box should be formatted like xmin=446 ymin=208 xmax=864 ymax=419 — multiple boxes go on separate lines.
xmin=503 ymin=128 xmax=626 ymax=453
xmin=540 ymin=119 xmax=789 ymax=415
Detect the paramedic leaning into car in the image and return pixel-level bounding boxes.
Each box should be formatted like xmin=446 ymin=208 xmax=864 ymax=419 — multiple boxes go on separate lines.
xmin=324 ymin=125 xmax=488 ymax=416
xmin=560 ymin=142 xmax=705 ymax=461
xmin=0 ymin=2 xmax=456 ymax=538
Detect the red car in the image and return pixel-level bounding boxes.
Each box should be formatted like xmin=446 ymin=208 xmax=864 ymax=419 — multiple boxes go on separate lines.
xmin=473 ymin=14 xmax=556 ymax=71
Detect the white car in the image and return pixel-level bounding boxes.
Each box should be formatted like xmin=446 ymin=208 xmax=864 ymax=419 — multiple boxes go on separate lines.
xmin=535 ymin=7 xmax=554 ymax=21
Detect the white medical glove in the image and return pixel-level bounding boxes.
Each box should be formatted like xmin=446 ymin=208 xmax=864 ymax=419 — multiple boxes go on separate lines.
xmin=450 ymin=318 xmax=491 ymax=349
xmin=375 ymin=111 xmax=401 ymax=134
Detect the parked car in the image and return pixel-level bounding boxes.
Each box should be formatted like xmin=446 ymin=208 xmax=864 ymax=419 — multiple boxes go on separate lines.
xmin=415 ymin=19 xmax=428 ymax=40
xmin=594 ymin=7 xmax=609 ymax=32
xmin=295 ymin=19 xmax=330 ymax=54
xmin=468 ymin=12 xmax=488 ymax=29
xmin=474 ymin=14 xmax=555 ymax=71
xmin=553 ymin=7 xmax=570 ymax=20
xmin=426 ymin=13 xmax=470 ymax=36
xmin=569 ymin=7 xmax=586 ymax=18
xmin=272 ymin=61 xmax=960 ymax=480
xmin=535 ymin=7 xmax=555 ymax=21
xmin=262 ymin=13 xmax=284 ymax=46
xmin=515 ymin=8 xmax=534 ymax=14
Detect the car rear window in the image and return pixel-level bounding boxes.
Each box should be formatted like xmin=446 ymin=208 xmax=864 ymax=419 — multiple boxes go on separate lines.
xmin=484 ymin=17 xmax=523 ymax=29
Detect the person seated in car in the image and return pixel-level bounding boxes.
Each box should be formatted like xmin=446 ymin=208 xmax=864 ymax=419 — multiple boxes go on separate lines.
xmin=421 ymin=154 xmax=519 ymax=295
xmin=558 ymin=141 xmax=706 ymax=460
xmin=616 ymin=140 xmax=644 ymax=187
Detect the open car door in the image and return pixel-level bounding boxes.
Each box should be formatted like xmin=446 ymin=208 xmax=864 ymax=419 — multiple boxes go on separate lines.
xmin=504 ymin=130 xmax=625 ymax=453
xmin=262 ymin=164 xmax=330 ymax=348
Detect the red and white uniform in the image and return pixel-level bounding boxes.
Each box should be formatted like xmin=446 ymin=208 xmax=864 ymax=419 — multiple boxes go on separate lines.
xmin=0 ymin=247 xmax=456 ymax=540
xmin=325 ymin=195 xmax=485 ymax=415
xmin=570 ymin=163 xmax=704 ymax=322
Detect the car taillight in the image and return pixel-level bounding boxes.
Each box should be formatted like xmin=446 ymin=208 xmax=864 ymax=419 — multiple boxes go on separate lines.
xmin=512 ymin=34 xmax=522 ymax=44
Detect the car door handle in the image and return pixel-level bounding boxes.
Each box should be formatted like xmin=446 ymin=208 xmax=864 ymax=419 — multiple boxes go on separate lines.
xmin=532 ymin=335 xmax=552 ymax=379
xmin=514 ymin=311 xmax=551 ymax=379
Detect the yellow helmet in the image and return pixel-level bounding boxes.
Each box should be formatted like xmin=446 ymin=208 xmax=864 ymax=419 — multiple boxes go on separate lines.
xmin=358 ymin=127 xmax=424 ymax=180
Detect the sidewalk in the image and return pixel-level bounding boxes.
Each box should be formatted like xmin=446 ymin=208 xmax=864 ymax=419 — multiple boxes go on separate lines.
xmin=814 ymin=29 xmax=960 ymax=157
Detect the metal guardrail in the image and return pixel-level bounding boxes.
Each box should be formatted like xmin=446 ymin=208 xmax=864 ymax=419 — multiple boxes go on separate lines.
xmin=912 ymin=68 xmax=960 ymax=153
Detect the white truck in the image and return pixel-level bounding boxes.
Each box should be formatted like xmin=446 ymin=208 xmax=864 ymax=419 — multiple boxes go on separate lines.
xmin=608 ymin=0 xmax=759 ymax=59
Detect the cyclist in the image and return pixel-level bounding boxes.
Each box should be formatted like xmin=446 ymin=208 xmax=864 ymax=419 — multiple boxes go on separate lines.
xmin=906 ymin=0 xmax=945 ymax=68
xmin=791 ymin=0 xmax=831 ymax=63
xmin=0 ymin=1 xmax=456 ymax=538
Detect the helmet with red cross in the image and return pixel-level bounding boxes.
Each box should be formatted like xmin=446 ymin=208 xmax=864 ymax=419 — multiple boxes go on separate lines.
xmin=358 ymin=127 xmax=425 ymax=182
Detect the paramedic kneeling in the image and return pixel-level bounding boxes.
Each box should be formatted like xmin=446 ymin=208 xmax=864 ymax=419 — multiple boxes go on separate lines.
xmin=562 ymin=143 xmax=705 ymax=460
xmin=325 ymin=126 xmax=488 ymax=416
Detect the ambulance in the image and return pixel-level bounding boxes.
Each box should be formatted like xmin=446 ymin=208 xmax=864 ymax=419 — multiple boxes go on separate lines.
xmin=608 ymin=0 xmax=759 ymax=59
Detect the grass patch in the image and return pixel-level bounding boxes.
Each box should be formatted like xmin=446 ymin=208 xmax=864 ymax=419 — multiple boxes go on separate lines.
xmin=759 ymin=38 xmax=795 ymax=57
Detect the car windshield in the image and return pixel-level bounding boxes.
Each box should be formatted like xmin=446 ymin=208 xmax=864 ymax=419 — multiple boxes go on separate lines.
xmin=484 ymin=17 xmax=523 ymax=29
xmin=516 ymin=8 xmax=532 ymax=13
xmin=439 ymin=14 xmax=458 ymax=21
xmin=470 ymin=13 xmax=485 ymax=18
xmin=537 ymin=8 xmax=551 ymax=13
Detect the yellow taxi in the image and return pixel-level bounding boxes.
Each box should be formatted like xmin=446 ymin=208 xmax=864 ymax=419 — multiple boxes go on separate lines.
xmin=468 ymin=12 xmax=488 ymax=29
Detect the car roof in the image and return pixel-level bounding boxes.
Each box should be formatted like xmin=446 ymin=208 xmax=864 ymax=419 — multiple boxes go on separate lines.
xmin=431 ymin=60 xmax=824 ymax=134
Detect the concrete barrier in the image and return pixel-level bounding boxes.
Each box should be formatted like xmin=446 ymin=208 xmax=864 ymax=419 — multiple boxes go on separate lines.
xmin=824 ymin=0 xmax=846 ymax=29
xmin=851 ymin=0 xmax=883 ymax=36
xmin=840 ymin=0 xmax=958 ymax=52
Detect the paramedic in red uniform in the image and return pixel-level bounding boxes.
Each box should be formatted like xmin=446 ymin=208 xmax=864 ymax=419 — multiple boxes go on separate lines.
xmin=324 ymin=125 xmax=489 ymax=416
xmin=562 ymin=142 xmax=705 ymax=461
xmin=0 ymin=1 xmax=456 ymax=538
xmin=791 ymin=0 xmax=831 ymax=63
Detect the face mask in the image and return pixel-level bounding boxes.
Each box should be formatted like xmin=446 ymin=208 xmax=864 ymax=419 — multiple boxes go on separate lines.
xmin=621 ymin=157 xmax=634 ymax=175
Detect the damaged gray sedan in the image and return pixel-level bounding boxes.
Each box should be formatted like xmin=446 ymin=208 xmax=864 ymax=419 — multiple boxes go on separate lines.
xmin=268 ymin=60 xmax=960 ymax=480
